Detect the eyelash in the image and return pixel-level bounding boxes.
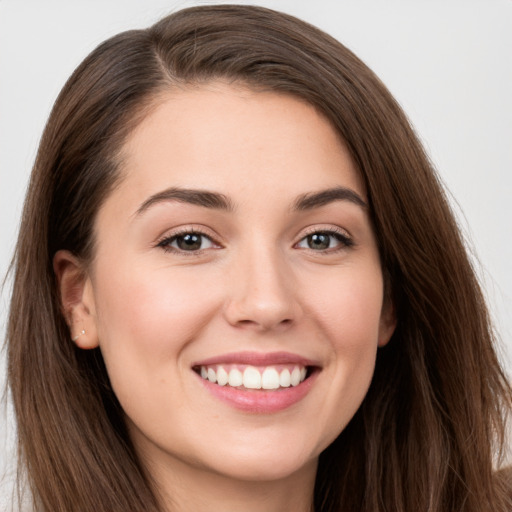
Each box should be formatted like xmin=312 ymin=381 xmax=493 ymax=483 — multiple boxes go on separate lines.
xmin=156 ymin=227 xmax=354 ymax=255
xmin=295 ymin=227 xmax=354 ymax=253
xmin=156 ymin=228 xmax=221 ymax=255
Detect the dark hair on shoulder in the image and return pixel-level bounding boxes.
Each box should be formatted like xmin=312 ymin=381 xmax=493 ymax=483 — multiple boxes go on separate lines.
xmin=7 ymin=4 xmax=512 ymax=511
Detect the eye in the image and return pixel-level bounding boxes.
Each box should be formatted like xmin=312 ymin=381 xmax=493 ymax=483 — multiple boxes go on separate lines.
xmin=157 ymin=231 xmax=218 ymax=253
xmin=296 ymin=230 xmax=353 ymax=251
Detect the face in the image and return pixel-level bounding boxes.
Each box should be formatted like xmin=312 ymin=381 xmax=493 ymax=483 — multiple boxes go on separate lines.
xmin=63 ymin=83 xmax=395 ymax=485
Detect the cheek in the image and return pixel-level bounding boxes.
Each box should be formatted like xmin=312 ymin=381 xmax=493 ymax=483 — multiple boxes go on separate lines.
xmin=91 ymin=261 xmax=224 ymax=426
xmin=328 ymin=273 xmax=384 ymax=378
xmin=303 ymin=265 xmax=384 ymax=442
xmin=307 ymin=264 xmax=385 ymax=347
xmin=91 ymin=261 xmax=220 ymax=378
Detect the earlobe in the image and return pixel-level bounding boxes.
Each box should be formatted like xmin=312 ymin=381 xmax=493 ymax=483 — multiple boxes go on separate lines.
xmin=378 ymin=300 xmax=397 ymax=347
xmin=53 ymin=250 xmax=99 ymax=350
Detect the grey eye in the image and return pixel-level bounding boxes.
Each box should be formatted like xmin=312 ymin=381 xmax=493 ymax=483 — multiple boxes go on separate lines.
xmin=296 ymin=231 xmax=351 ymax=251
xmin=160 ymin=232 xmax=216 ymax=252
xmin=176 ymin=233 xmax=203 ymax=250
xmin=306 ymin=233 xmax=331 ymax=250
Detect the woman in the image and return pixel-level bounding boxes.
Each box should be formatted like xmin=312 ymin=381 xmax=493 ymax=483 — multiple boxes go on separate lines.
xmin=6 ymin=4 xmax=511 ymax=511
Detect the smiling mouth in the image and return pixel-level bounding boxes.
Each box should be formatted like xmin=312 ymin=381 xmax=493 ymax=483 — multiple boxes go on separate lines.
xmin=193 ymin=364 xmax=314 ymax=391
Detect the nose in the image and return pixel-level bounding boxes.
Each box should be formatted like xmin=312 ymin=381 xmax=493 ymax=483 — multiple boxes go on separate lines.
xmin=223 ymin=245 xmax=300 ymax=332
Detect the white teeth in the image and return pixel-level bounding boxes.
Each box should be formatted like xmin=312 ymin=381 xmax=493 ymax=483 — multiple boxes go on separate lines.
xmin=279 ymin=368 xmax=291 ymax=388
xmin=243 ymin=367 xmax=261 ymax=389
xmin=207 ymin=368 xmax=216 ymax=383
xmin=217 ymin=366 xmax=229 ymax=386
xmin=261 ymin=368 xmax=280 ymax=389
xmin=198 ymin=364 xmax=309 ymax=390
xmin=290 ymin=367 xmax=301 ymax=387
xmin=228 ymin=368 xmax=243 ymax=387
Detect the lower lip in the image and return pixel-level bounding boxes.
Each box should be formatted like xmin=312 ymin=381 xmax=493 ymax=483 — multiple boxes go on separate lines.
xmin=195 ymin=371 xmax=318 ymax=413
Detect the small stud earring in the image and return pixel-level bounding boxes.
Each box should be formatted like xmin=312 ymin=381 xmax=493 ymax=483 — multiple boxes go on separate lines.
xmin=72 ymin=329 xmax=86 ymax=341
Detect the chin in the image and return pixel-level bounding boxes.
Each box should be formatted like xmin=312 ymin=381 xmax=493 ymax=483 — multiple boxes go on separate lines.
xmin=194 ymin=430 xmax=322 ymax=483
xmin=207 ymin=452 xmax=318 ymax=483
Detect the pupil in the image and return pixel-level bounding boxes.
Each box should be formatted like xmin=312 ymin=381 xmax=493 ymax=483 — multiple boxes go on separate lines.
xmin=177 ymin=234 xmax=201 ymax=250
xmin=309 ymin=233 xmax=330 ymax=250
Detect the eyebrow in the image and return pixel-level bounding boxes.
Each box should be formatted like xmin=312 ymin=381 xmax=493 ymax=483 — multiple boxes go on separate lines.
xmin=292 ymin=187 xmax=367 ymax=211
xmin=135 ymin=185 xmax=366 ymax=217
xmin=135 ymin=187 xmax=234 ymax=216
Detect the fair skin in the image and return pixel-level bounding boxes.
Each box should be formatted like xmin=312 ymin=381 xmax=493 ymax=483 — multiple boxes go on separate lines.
xmin=55 ymin=83 xmax=395 ymax=512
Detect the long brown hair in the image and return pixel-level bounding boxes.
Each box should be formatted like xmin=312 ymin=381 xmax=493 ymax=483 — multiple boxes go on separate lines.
xmin=6 ymin=5 xmax=511 ymax=511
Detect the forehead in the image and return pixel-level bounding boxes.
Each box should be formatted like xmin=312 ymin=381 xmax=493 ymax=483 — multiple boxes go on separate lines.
xmin=112 ymin=82 xmax=364 ymax=210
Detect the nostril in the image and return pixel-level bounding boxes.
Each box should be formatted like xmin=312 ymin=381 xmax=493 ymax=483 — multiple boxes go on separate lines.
xmin=234 ymin=317 xmax=294 ymax=331
xmin=237 ymin=319 xmax=258 ymax=327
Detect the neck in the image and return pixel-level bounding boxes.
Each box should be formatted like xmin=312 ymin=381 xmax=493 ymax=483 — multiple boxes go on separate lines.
xmin=146 ymin=453 xmax=317 ymax=512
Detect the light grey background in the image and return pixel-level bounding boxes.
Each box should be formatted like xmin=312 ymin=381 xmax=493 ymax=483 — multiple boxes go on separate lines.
xmin=1 ymin=0 xmax=511 ymax=502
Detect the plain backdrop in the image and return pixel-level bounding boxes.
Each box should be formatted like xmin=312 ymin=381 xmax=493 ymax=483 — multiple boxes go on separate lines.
xmin=1 ymin=0 xmax=511 ymax=502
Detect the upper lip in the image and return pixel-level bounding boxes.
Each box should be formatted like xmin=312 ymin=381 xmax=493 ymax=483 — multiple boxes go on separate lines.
xmin=192 ymin=351 xmax=320 ymax=368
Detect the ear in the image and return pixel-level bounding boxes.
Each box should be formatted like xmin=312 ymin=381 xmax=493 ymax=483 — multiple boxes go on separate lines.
xmin=53 ymin=250 xmax=99 ymax=350
xmin=377 ymin=298 xmax=396 ymax=347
